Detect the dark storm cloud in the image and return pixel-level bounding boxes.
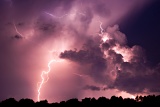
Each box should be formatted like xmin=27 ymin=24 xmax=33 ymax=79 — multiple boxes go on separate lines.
xmin=60 ymin=39 xmax=104 ymax=64
xmin=114 ymin=66 xmax=160 ymax=94
xmin=83 ymin=85 xmax=109 ymax=91
xmin=130 ymin=46 xmax=146 ymax=63
xmin=12 ymin=35 xmax=23 ymax=39
xmin=112 ymin=45 xmax=160 ymax=94
xmin=83 ymin=85 xmax=101 ymax=91
xmin=60 ymin=39 xmax=108 ymax=83
xmin=12 ymin=0 xmax=75 ymax=15
xmin=60 ymin=24 xmax=160 ymax=95
xmin=93 ymin=3 xmax=111 ymax=17
xmin=0 ymin=0 xmax=157 ymax=102
xmin=108 ymin=50 xmax=123 ymax=64
xmin=35 ymin=17 xmax=62 ymax=37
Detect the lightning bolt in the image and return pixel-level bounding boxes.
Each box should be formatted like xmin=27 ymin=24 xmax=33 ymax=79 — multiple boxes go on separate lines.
xmin=97 ymin=20 xmax=110 ymax=42
xmin=44 ymin=10 xmax=85 ymax=19
xmin=44 ymin=12 xmax=69 ymax=19
xmin=11 ymin=0 xmax=88 ymax=102
xmin=13 ymin=21 xmax=50 ymax=51
xmin=36 ymin=11 xmax=87 ymax=101
xmin=73 ymin=73 xmax=88 ymax=77
xmin=99 ymin=20 xmax=104 ymax=35
xmin=37 ymin=58 xmax=87 ymax=101
xmin=37 ymin=59 xmax=63 ymax=101
xmin=13 ymin=22 xmax=24 ymax=38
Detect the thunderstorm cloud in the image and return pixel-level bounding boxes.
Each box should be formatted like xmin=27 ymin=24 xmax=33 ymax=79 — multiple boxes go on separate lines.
xmin=0 ymin=0 xmax=160 ymax=103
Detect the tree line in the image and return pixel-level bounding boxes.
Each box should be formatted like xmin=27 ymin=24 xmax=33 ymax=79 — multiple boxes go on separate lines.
xmin=0 ymin=95 xmax=160 ymax=107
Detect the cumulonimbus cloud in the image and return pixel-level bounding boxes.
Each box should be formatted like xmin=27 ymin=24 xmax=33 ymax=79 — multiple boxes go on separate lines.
xmin=0 ymin=0 xmax=156 ymax=102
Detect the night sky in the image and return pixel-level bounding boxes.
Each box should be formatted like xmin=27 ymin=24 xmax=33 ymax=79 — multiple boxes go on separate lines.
xmin=0 ymin=0 xmax=160 ymax=103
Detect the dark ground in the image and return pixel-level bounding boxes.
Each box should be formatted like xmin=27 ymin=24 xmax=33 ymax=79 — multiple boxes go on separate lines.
xmin=0 ymin=95 xmax=160 ymax=107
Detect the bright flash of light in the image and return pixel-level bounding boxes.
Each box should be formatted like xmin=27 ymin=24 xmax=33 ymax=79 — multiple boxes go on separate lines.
xmin=112 ymin=45 xmax=132 ymax=62
xmin=98 ymin=20 xmax=111 ymax=42
xmin=102 ymin=33 xmax=111 ymax=42
xmin=130 ymin=95 xmax=136 ymax=99
xmin=118 ymin=91 xmax=136 ymax=100
xmin=37 ymin=59 xmax=63 ymax=101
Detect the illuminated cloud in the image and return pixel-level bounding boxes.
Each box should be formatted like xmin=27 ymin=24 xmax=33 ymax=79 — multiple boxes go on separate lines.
xmin=0 ymin=0 xmax=159 ymax=103
xmin=60 ymin=24 xmax=160 ymax=97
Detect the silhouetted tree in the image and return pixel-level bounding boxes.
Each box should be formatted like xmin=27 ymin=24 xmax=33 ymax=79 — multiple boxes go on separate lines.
xmin=59 ymin=101 xmax=66 ymax=107
xmin=123 ymin=98 xmax=136 ymax=107
xmin=89 ymin=97 xmax=97 ymax=107
xmin=19 ymin=98 xmax=35 ymax=107
xmin=66 ymin=98 xmax=80 ymax=107
xmin=1 ymin=95 xmax=160 ymax=107
xmin=97 ymin=97 xmax=109 ymax=107
xmin=35 ymin=100 xmax=49 ymax=107
xmin=0 ymin=98 xmax=18 ymax=107
xmin=82 ymin=97 xmax=91 ymax=107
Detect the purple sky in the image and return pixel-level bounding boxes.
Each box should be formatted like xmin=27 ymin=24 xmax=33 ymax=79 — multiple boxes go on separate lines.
xmin=0 ymin=0 xmax=160 ymax=103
